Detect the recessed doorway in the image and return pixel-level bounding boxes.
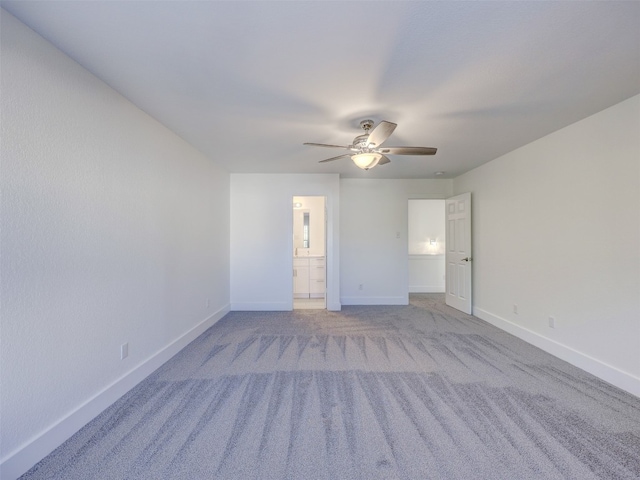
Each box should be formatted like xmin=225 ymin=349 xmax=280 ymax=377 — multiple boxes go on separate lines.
xmin=408 ymin=199 xmax=446 ymax=294
xmin=293 ymin=196 xmax=326 ymax=310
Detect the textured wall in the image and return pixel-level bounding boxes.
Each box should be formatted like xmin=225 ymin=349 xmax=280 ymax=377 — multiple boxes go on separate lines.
xmin=454 ymin=95 xmax=640 ymax=391
xmin=1 ymin=11 xmax=230 ymax=461
xmin=230 ymin=174 xmax=340 ymax=311
xmin=340 ymin=180 xmax=453 ymax=305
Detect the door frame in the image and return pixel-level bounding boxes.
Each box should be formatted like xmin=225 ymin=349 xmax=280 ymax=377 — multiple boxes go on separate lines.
xmin=406 ymin=194 xmax=448 ymax=303
xmin=292 ymin=195 xmax=327 ymax=309
xmin=407 ymin=198 xmax=446 ymax=294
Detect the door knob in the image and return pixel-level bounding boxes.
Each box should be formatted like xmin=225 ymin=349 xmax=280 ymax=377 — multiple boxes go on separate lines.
xmin=461 ymin=257 xmax=471 ymax=262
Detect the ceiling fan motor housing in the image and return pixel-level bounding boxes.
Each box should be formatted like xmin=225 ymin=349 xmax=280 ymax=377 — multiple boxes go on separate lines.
xmin=359 ymin=119 xmax=375 ymax=132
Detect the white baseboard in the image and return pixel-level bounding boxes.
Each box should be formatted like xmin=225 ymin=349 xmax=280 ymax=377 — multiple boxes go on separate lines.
xmin=326 ymin=301 xmax=342 ymax=312
xmin=473 ymin=307 xmax=640 ymax=398
xmin=408 ymin=286 xmax=445 ymax=293
xmin=341 ymin=296 xmax=407 ymax=306
xmin=0 ymin=305 xmax=230 ymax=480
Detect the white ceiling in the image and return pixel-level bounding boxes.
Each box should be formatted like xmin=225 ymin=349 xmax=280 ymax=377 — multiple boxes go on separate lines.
xmin=2 ymin=1 xmax=639 ymax=179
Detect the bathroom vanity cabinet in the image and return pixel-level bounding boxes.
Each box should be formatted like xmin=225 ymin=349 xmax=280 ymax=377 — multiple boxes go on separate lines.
xmin=293 ymin=256 xmax=325 ymax=298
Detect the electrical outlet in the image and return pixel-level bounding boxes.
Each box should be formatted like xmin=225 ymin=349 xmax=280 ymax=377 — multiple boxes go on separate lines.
xmin=121 ymin=343 xmax=129 ymax=360
xmin=358 ymin=284 xmax=364 ymax=291
xmin=396 ymin=231 xmax=401 ymax=239
xmin=513 ymin=304 xmax=518 ymax=314
xmin=548 ymin=316 xmax=555 ymax=328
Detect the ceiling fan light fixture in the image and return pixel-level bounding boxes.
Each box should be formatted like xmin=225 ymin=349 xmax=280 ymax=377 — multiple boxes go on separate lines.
xmin=305 ymin=119 xmax=436 ymax=168
xmin=351 ymin=152 xmax=382 ymax=170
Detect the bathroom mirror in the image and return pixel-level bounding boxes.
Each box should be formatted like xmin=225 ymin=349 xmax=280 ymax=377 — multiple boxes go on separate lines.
xmin=293 ymin=209 xmax=310 ymax=249
xmin=303 ymin=212 xmax=310 ymax=248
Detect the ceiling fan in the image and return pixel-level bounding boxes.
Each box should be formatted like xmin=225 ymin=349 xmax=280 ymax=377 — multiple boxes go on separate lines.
xmin=304 ymin=119 xmax=437 ymax=170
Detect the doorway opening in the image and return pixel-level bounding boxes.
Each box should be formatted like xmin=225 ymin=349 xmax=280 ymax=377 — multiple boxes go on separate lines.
xmin=293 ymin=196 xmax=326 ymax=310
xmin=408 ymin=199 xmax=446 ymax=294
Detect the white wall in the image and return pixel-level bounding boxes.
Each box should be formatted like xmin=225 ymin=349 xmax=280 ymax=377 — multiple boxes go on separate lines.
xmin=1 ymin=12 xmax=230 ymax=478
xmin=454 ymin=95 xmax=640 ymax=396
xmin=230 ymin=174 xmax=340 ymax=311
xmin=340 ymin=179 xmax=453 ymax=304
xmin=408 ymin=199 xmax=446 ymax=293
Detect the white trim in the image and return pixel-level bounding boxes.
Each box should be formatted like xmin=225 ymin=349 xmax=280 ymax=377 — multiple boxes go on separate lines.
xmin=326 ymin=300 xmax=342 ymax=312
xmin=474 ymin=307 xmax=640 ymax=398
xmin=0 ymin=305 xmax=230 ymax=480
xmin=341 ymin=296 xmax=407 ymax=306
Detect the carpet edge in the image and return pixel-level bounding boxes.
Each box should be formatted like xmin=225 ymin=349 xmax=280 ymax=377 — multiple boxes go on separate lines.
xmin=473 ymin=307 xmax=640 ymax=398
xmin=0 ymin=305 xmax=230 ymax=480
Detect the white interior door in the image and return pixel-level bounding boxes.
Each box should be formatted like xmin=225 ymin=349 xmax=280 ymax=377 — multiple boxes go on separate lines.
xmin=445 ymin=192 xmax=472 ymax=314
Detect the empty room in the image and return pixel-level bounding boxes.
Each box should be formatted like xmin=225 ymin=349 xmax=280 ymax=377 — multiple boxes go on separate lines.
xmin=1 ymin=2 xmax=639 ymax=479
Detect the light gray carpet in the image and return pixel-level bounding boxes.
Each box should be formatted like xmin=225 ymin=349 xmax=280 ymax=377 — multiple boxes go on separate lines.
xmin=21 ymin=294 xmax=640 ymax=479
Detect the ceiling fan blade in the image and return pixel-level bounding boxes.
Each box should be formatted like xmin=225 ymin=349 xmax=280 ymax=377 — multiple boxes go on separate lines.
xmin=379 ymin=146 xmax=437 ymax=155
xmin=318 ymin=154 xmax=352 ymax=163
xmin=377 ymin=154 xmax=391 ymax=165
xmin=304 ymin=142 xmax=350 ymax=149
xmin=366 ymin=121 xmax=397 ymax=147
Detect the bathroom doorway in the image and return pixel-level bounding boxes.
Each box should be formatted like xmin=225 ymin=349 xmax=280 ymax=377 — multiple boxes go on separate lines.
xmin=293 ymin=196 xmax=326 ymax=309
xmin=408 ymin=199 xmax=446 ymax=293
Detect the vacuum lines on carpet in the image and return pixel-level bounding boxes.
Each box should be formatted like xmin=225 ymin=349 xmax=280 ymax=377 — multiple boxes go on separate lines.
xmin=20 ymin=295 xmax=640 ymax=479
